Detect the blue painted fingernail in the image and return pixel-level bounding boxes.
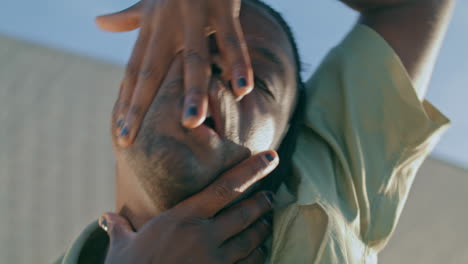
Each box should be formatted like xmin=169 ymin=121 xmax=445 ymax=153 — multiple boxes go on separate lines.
xmin=259 ymin=245 xmax=268 ymax=256
xmin=185 ymin=106 xmax=198 ymax=118
xmin=116 ymin=119 xmax=124 ymax=128
xmin=261 ymin=215 xmax=272 ymax=226
xmin=237 ymin=77 xmax=247 ymax=88
xmin=119 ymin=126 xmax=129 ymax=137
xmin=265 ymin=153 xmax=275 ymax=162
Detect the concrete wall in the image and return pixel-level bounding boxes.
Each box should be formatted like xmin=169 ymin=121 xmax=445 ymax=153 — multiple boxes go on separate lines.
xmin=1 ymin=35 xmax=466 ymax=264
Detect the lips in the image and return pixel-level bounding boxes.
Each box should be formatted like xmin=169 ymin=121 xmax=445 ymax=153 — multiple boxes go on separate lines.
xmin=202 ymin=103 xmax=222 ymax=138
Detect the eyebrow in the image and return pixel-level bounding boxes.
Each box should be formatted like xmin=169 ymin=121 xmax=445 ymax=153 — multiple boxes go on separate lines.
xmin=252 ymin=45 xmax=286 ymax=74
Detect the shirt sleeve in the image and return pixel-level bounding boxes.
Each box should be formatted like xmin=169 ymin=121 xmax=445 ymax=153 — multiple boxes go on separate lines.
xmin=301 ymin=24 xmax=450 ymax=252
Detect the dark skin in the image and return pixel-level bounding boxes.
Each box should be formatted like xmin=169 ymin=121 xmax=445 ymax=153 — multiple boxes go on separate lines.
xmin=111 ymin=1 xmax=297 ymax=228
xmin=348 ymin=0 xmax=455 ymax=99
xmin=101 ymin=3 xmax=297 ymax=263
xmin=102 ymin=144 xmax=279 ymax=263
xmin=97 ymin=0 xmax=454 ymax=137
xmin=96 ymin=0 xmax=454 ymax=263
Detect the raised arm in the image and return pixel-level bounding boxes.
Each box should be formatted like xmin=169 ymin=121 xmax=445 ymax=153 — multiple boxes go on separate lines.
xmin=340 ymin=0 xmax=454 ymax=100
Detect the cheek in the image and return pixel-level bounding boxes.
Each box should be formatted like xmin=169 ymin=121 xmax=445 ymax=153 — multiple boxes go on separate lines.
xmin=245 ymin=116 xmax=277 ymax=152
xmin=238 ymin=94 xmax=292 ymax=153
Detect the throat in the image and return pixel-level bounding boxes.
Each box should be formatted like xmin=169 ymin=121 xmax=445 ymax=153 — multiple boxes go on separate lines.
xmin=115 ymin=162 xmax=164 ymax=231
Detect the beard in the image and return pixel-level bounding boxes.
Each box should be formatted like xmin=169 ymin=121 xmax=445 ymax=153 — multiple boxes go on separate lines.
xmin=122 ymin=129 xmax=251 ymax=212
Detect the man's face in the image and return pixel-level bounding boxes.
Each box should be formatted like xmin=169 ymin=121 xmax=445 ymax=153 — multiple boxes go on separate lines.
xmin=112 ymin=2 xmax=298 ymax=210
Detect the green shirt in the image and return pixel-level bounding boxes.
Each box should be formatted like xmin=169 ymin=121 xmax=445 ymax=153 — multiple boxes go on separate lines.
xmin=56 ymin=24 xmax=450 ymax=264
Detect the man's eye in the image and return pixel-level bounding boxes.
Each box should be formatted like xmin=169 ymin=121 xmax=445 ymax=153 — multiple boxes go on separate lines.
xmin=254 ymin=76 xmax=275 ymax=99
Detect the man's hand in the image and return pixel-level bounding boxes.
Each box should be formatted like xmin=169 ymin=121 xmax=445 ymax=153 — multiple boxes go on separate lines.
xmin=99 ymin=151 xmax=279 ymax=263
xmin=96 ymin=0 xmax=254 ymax=146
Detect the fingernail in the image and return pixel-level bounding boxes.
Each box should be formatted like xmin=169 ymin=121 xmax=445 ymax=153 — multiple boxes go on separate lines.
xmin=99 ymin=217 xmax=108 ymax=232
xmin=185 ymin=106 xmax=198 ymax=118
xmin=119 ymin=126 xmax=129 ymax=137
xmin=237 ymin=77 xmax=247 ymax=88
xmin=116 ymin=119 xmax=124 ymax=128
xmin=259 ymin=245 xmax=268 ymax=256
xmin=265 ymin=153 xmax=275 ymax=162
xmin=261 ymin=215 xmax=273 ymax=227
xmin=264 ymin=192 xmax=275 ymax=208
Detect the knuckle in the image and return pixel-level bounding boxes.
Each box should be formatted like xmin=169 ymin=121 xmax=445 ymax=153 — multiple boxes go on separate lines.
xmin=113 ymin=100 xmax=130 ymax=114
xmin=139 ymin=66 xmax=157 ymax=79
xmin=173 ymin=218 xmax=206 ymax=236
xmin=213 ymin=180 xmax=235 ymax=202
xmin=237 ymin=205 xmax=253 ymax=227
xmin=222 ymin=34 xmax=242 ymax=50
xmin=184 ymin=50 xmax=208 ymax=66
xmin=235 ymin=234 xmax=253 ymax=253
xmin=161 ymin=77 xmax=183 ymax=91
xmin=129 ymin=104 xmax=143 ymax=117
xmin=125 ymin=63 xmax=139 ymax=78
xmin=184 ymin=50 xmax=211 ymax=78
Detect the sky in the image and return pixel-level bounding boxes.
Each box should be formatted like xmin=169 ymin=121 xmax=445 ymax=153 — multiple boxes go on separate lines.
xmin=0 ymin=0 xmax=466 ymax=169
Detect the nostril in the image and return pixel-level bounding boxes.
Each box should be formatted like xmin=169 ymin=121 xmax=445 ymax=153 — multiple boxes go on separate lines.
xmin=203 ymin=117 xmax=216 ymax=130
xmin=211 ymin=64 xmax=223 ymax=76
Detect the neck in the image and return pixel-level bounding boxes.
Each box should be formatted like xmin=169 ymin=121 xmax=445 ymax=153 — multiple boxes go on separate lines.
xmin=115 ymin=161 xmax=162 ymax=230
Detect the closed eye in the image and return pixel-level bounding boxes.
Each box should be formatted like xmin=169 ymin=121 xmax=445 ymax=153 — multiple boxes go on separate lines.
xmin=254 ymin=76 xmax=275 ymax=100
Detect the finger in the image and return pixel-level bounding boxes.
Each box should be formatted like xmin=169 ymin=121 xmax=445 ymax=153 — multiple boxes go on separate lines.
xmin=222 ymin=218 xmax=271 ymax=262
xmin=95 ymin=1 xmax=144 ymax=32
xmin=176 ymin=151 xmax=279 ymax=218
xmin=113 ymin=25 xmax=151 ymax=140
xmin=236 ymin=247 xmax=267 ymax=264
xmin=181 ymin=4 xmax=210 ymax=128
xmin=214 ymin=191 xmax=274 ymax=242
xmin=99 ymin=213 xmax=135 ymax=243
xmin=118 ymin=30 xmax=176 ymax=147
xmin=214 ymin=11 xmax=253 ymax=98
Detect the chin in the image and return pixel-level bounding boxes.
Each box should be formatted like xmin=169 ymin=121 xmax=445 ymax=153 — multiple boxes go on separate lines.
xmin=124 ymin=135 xmax=220 ymax=211
xmin=121 ymin=125 xmax=254 ymax=211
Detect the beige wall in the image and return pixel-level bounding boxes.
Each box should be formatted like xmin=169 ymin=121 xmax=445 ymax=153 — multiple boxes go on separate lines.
xmin=1 ymin=35 xmax=467 ymax=264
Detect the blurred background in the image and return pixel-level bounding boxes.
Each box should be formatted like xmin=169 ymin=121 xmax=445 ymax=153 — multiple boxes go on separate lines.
xmin=0 ymin=0 xmax=467 ymax=263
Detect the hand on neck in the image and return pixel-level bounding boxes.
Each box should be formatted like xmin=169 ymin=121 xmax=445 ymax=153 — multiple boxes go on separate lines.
xmin=115 ymin=161 xmax=163 ymax=231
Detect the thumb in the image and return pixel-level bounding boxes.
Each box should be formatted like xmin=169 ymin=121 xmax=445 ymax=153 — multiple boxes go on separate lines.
xmin=95 ymin=1 xmax=143 ymax=32
xmin=99 ymin=212 xmax=135 ymax=243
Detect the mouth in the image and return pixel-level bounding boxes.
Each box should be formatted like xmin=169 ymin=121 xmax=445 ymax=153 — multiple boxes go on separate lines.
xmin=202 ymin=99 xmax=224 ymax=138
xmin=189 ymin=106 xmax=221 ymax=144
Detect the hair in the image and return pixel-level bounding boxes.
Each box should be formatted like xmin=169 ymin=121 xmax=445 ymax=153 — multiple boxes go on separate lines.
xmin=247 ymin=0 xmax=307 ymax=192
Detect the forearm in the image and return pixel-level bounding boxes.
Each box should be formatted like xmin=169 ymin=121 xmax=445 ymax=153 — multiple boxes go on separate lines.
xmin=337 ymin=0 xmax=454 ymax=99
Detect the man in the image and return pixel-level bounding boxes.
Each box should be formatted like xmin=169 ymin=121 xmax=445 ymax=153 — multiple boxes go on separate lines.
xmin=57 ymin=0 xmax=453 ymax=263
